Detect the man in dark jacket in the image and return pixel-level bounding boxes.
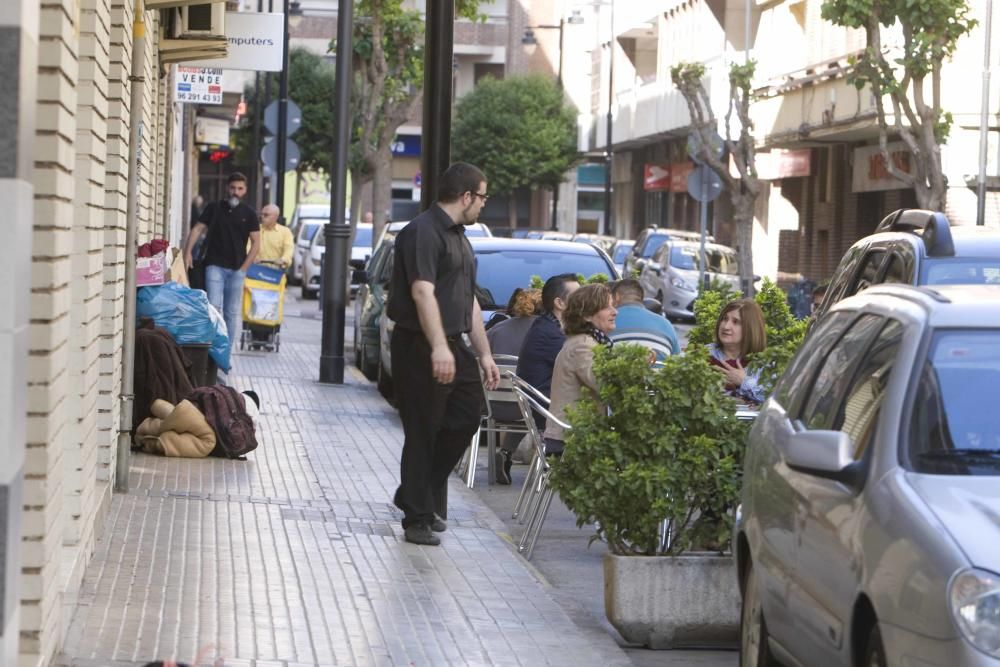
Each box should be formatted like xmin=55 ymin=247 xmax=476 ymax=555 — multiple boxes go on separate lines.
xmin=495 ymin=274 xmax=580 ymax=483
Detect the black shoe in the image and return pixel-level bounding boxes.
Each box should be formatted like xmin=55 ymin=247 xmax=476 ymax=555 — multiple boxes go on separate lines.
xmin=404 ymin=524 xmax=441 ymax=546
xmin=431 ymin=515 xmax=447 ymax=532
xmin=495 ymin=450 xmax=512 ymax=485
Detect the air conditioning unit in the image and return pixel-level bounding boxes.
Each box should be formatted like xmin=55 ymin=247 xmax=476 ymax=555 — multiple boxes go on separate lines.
xmin=171 ymin=3 xmax=226 ymax=39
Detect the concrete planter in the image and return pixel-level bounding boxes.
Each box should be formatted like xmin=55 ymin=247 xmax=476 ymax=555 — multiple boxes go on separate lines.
xmin=603 ymin=552 xmax=740 ymax=649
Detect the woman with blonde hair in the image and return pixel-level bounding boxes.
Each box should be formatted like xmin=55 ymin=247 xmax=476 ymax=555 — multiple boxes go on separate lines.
xmin=707 ymin=298 xmax=767 ymax=405
xmin=544 ymin=283 xmax=617 ymax=455
xmin=486 ymin=287 xmax=542 ymax=357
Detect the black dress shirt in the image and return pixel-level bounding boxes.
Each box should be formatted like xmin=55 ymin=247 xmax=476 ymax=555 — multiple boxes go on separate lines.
xmin=387 ymin=204 xmax=476 ymax=337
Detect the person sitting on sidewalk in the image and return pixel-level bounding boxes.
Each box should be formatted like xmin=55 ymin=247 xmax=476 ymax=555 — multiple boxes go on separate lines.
xmin=253 ymin=204 xmax=294 ymax=269
xmin=493 ymin=274 xmax=580 ymax=484
xmin=544 ymin=283 xmax=617 ymax=456
xmin=609 ymin=278 xmax=679 ymax=361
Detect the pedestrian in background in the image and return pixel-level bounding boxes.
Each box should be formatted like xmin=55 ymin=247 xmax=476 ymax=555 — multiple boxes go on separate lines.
xmin=184 ymin=172 xmax=261 ymax=351
xmin=387 ymin=162 xmax=500 ymax=546
xmin=254 ymin=204 xmax=294 ymax=269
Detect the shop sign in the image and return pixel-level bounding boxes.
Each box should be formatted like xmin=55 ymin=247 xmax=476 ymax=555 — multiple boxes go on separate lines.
xmin=391 ymin=134 xmax=421 ymax=157
xmin=185 ymin=12 xmax=284 ymax=72
xmin=195 ymin=116 xmax=231 ymax=146
xmin=727 ymin=149 xmax=812 ymax=180
xmin=669 ymin=162 xmax=694 ymax=192
xmin=643 ymin=164 xmax=672 ymax=191
xmin=853 ymin=142 xmax=913 ymax=192
xmin=175 ymin=66 xmax=223 ymax=105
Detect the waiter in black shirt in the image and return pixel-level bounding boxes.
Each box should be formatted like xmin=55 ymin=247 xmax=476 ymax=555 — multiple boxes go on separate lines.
xmin=387 ymin=163 xmax=500 ymax=545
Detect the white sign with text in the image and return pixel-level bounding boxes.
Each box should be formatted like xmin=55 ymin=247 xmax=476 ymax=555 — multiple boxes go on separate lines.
xmin=186 ymin=12 xmax=284 ymax=72
xmin=175 ymin=67 xmax=224 ymax=105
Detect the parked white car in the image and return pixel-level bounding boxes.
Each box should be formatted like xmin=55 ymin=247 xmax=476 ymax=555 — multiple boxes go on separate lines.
xmin=638 ymin=239 xmax=739 ymax=321
xmin=301 ymin=223 xmax=373 ymax=299
xmin=737 ymin=283 xmax=1000 ymax=667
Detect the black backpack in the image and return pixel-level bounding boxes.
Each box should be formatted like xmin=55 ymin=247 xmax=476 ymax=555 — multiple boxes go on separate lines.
xmin=187 ymin=385 xmax=258 ymax=459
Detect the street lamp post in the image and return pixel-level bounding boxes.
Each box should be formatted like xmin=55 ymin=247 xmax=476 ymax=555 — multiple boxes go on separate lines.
xmin=522 ymin=11 xmax=583 ymax=231
xmin=604 ymin=1 xmax=615 ymax=237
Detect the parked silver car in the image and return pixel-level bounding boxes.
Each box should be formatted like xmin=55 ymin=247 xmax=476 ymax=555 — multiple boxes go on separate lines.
xmin=736 ymin=283 xmax=1000 ymax=667
xmin=301 ymin=223 xmax=373 ymax=299
xmin=638 ymin=239 xmax=739 ymax=321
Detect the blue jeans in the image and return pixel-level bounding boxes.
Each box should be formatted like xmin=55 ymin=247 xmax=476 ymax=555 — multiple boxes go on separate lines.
xmin=205 ymin=264 xmax=245 ymax=348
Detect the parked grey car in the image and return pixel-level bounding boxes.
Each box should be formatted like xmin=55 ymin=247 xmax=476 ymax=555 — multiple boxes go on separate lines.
xmin=638 ymin=239 xmax=739 ymax=321
xmin=736 ymin=283 xmax=1000 ymax=666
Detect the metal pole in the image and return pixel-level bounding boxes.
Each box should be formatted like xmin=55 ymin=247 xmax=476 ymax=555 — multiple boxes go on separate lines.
xmin=551 ymin=19 xmax=564 ymax=231
xmin=252 ymin=0 xmax=265 ymax=211
xmin=603 ymin=1 xmax=614 ymax=236
xmin=116 ymin=0 xmax=146 ymax=492
xmin=422 ymin=0 xmax=455 ymax=520
xmin=978 ymin=0 xmax=993 ymax=225
xmin=420 ymin=0 xmax=455 ymax=211
xmin=319 ymin=0 xmax=353 ymax=384
xmin=699 ymin=176 xmax=708 ymax=292
xmin=275 ymin=0 xmax=291 ymax=216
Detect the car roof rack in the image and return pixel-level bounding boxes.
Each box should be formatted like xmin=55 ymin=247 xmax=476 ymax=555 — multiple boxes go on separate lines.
xmin=875 ymin=208 xmax=955 ymax=257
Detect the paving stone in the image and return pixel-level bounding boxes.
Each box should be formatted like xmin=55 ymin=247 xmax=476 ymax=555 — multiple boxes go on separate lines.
xmin=58 ymin=298 xmax=632 ymax=667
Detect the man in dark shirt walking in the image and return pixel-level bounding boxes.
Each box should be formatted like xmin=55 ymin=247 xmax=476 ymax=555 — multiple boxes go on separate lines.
xmin=183 ymin=172 xmax=261 ymax=350
xmin=387 ymin=163 xmax=500 ymax=545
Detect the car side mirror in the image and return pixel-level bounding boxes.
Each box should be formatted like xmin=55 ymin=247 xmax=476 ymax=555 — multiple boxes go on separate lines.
xmin=642 ymin=297 xmax=663 ymax=315
xmin=352 ymin=269 xmax=368 ymax=285
xmin=784 ymin=429 xmax=861 ymax=487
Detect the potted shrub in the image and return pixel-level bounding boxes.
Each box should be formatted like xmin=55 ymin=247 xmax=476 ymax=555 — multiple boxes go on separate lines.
xmin=548 ymin=278 xmax=806 ymax=649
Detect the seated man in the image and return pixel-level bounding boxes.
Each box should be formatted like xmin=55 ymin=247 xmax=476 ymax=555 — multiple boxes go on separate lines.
xmin=609 ymin=279 xmax=679 ymax=361
xmin=494 ymin=274 xmax=580 ymax=484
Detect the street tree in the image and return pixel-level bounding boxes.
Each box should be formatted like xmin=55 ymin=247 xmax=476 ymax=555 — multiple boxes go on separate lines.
xmin=342 ymin=0 xmax=484 ymax=242
xmin=452 ymin=74 xmax=580 ymax=227
xmin=821 ymin=0 xmax=977 ymax=211
xmin=671 ymin=61 xmax=760 ymax=294
xmin=233 ymin=48 xmax=336 ymax=182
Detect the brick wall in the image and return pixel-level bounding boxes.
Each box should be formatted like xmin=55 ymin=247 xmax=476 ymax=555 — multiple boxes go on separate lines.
xmin=21 ymin=0 xmax=163 ymax=663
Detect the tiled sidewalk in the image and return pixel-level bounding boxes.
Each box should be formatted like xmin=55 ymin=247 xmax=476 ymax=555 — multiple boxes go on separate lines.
xmin=58 ymin=305 xmax=632 ymax=667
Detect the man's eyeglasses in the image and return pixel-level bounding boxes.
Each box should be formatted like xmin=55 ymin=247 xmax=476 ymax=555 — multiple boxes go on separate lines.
xmin=471 ymin=191 xmax=489 ymax=202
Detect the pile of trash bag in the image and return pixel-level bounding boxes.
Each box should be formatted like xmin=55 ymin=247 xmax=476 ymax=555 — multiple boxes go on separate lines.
xmin=136 ymin=282 xmax=231 ymax=372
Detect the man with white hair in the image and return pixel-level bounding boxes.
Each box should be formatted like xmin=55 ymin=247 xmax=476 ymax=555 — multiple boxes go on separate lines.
xmin=254 ymin=204 xmax=294 ymax=268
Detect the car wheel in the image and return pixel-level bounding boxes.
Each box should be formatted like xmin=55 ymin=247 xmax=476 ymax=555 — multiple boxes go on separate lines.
xmin=863 ymin=623 xmax=887 ymax=667
xmin=740 ymin=561 xmax=779 ymax=667
xmin=358 ymin=343 xmax=378 ymax=380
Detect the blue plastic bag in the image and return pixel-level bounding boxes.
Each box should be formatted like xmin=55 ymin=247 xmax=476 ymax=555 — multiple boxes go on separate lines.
xmin=136 ymin=281 xmax=232 ymax=372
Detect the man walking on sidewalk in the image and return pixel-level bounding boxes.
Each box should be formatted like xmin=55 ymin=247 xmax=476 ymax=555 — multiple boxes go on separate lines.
xmin=387 ymin=163 xmax=500 ymax=546
xmin=184 ymin=172 xmax=261 ymax=348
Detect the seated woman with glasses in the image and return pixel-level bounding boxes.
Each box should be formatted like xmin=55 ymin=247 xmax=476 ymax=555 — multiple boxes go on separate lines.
xmin=543 ymin=283 xmax=617 ymax=456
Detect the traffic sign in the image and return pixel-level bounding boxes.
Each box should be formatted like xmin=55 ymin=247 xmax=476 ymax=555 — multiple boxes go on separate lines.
xmin=261 ymin=138 xmax=301 ymax=172
xmin=263 ymin=99 xmax=302 ymax=137
xmin=687 ymin=164 xmax=724 ymax=203
xmin=687 ymin=130 xmax=725 ymax=164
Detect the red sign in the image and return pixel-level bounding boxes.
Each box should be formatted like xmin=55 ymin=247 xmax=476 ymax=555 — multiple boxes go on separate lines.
xmin=730 ymin=149 xmax=812 ymax=180
xmin=643 ymin=164 xmax=672 ymax=191
xmin=669 ymin=162 xmax=694 ymax=192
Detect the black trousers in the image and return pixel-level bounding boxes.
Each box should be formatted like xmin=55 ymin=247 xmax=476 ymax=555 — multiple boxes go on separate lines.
xmin=392 ymin=327 xmax=483 ymax=529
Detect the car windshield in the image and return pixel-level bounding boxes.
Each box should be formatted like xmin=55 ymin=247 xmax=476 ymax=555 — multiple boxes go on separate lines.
xmin=669 ymin=245 xmax=738 ymax=275
xmin=474 ymin=250 xmax=613 ymax=309
xmin=921 ymin=260 xmax=1000 ymax=286
xmin=641 ymin=234 xmax=669 ymax=258
xmin=908 ymin=330 xmax=1000 ymax=475
xmin=613 ymin=244 xmax=632 ymax=263
xmin=300 ymin=221 xmax=323 ymax=243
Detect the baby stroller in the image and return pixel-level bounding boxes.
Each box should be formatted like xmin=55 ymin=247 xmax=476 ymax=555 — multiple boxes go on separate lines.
xmin=241 ymin=262 xmax=286 ymax=352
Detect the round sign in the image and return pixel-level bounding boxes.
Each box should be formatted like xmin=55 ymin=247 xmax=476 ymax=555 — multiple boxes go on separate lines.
xmin=687 ymin=164 xmax=724 ymax=203
xmin=687 ymin=130 xmax=725 ymax=164
xmin=264 ymin=99 xmax=303 ymax=137
xmin=261 ymin=138 xmax=301 ymax=173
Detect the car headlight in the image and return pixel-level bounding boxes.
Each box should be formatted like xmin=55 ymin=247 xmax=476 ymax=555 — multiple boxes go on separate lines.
xmin=670 ymin=276 xmax=694 ymax=291
xmin=950 ymin=568 xmax=1000 ymax=657
xmin=311 ymin=257 xmax=321 ymax=267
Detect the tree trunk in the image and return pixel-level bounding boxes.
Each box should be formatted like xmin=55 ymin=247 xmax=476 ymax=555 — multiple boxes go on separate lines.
xmin=508 ymin=192 xmax=518 ymax=229
xmin=732 ymin=193 xmax=755 ymax=297
xmin=348 ymin=166 xmax=366 ymax=246
xmin=371 ymin=143 xmax=393 ymax=244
